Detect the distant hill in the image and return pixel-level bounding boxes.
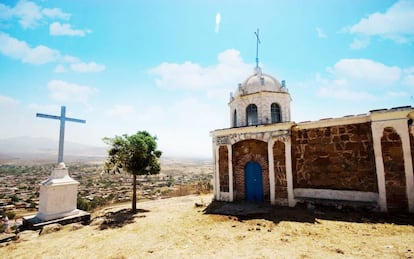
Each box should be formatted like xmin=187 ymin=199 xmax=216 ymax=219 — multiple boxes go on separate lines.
xmin=0 ymin=136 xmax=107 ymax=162
xmin=0 ymin=137 xmax=212 ymax=164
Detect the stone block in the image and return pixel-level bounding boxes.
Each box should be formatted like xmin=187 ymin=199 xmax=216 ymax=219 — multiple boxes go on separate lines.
xmin=340 ymin=134 xmax=350 ymax=141
xmin=339 ymin=127 xmax=346 ymax=134
xmin=39 ymin=223 xmax=62 ymax=236
xmin=332 ymin=136 xmax=341 ymax=143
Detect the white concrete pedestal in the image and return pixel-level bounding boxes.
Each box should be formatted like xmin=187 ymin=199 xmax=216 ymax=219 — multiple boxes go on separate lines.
xmin=22 ymin=163 xmax=91 ymax=230
xmin=36 ymin=163 xmax=80 ymax=221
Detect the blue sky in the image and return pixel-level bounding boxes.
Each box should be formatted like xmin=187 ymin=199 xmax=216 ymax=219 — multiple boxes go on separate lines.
xmin=0 ymin=0 xmax=413 ymax=158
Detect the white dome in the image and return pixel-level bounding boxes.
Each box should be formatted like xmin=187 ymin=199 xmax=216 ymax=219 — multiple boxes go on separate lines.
xmin=229 ymin=67 xmax=291 ymax=127
xmin=233 ymin=68 xmax=287 ymax=97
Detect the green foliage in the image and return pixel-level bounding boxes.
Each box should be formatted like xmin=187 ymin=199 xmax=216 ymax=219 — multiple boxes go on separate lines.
xmin=29 ymin=201 xmax=36 ymax=209
xmin=103 ymin=131 xmax=162 ymax=176
xmin=9 ymin=194 xmax=19 ymax=203
xmin=77 ymin=197 xmax=90 ymax=211
xmin=0 ymin=164 xmax=54 ymax=176
xmin=167 ymin=175 xmax=174 ymax=187
xmin=103 ymin=131 xmax=162 ymax=213
xmin=1 ymin=210 xmax=16 ymax=220
xmin=77 ymin=196 xmax=107 ymax=212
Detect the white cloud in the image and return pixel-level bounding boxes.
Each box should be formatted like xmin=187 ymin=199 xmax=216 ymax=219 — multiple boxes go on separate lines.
xmin=62 ymin=55 xmax=80 ymax=63
xmin=0 ymin=32 xmax=105 ymax=72
xmin=215 ymin=12 xmax=221 ymax=33
xmin=48 ymin=80 xmax=97 ymax=103
xmin=317 ymin=86 xmax=375 ymax=101
xmin=135 ymin=105 xmax=164 ymax=122
xmin=149 ymin=49 xmax=252 ymax=90
xmin=49 ymin=22 xmax=91 ymax=36
xmin=404 ymin=67 xmax=414 ymax=74
xmin=349 ymin=38 xmax=370 ymax=50
xmin=54 ymin=64 xmax=67 ymax=73
xmin=101 ymin=98 xmax=220 ymax=158
xmin=0 ymin=1 xmax=72 ymax=29
xmin=105 ymin=104 xmax=165 ymax=124
xmin=173 ymin=97 xmax=221 ymax=125
xmin=403 ymin=75 xmax=414 ymax=86
xmin=27 ymin=103 xmax=61 ymax=113
xmin=157 ymin=97 xmax=225 ymax=157
xmin=328 ymin=59 xmax=401 ymax=85
xmin=0 ymin=95 xmax=19 ymax=105
xmin=386 ymin=91 xmax=409 ymax=97
xmin=0 ymin=32 xmax=59 ymax=64
xmin=42 ymin=8 xmax=71 ymax=20
xmin=346 ymin=0 xmax=414 ymax=48
xmin=403 ymin=66 xmax=414 ymax=87
xmin=106 ymin=104 xmax=136 ymax=118
xmin=70 ymin=62 xmax=105 ymax=73
xmin=310 ymin=58 xmax=410 ymax=102
xmin=23 ymin=44 xmax=60 ymax=64
xmin=316 ymin=27 xmax=327 ymax=38
xmin=0 ymin=32 xmax=30 ymax=60
xmin=13 ymin=0 xmax=42 ymax=29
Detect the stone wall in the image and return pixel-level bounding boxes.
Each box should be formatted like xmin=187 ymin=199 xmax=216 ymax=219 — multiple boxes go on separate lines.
xmin=273 ymin=141 xmax=288 ymax=200
xmin=410 ymin=125 xmax=414 ymax=176
xmin=381 ymin=127 xmax=408 ymax=211
xmin=291 ymin=122 xmax=378 ymax=192
xmin=218 ymin=146 xmax=229 ymax=192
xmin=232 ymin=140 xmax=269 ymax=200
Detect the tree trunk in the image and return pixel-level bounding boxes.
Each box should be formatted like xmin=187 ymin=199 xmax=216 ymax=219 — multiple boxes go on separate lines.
xmin=132 ymin=174 xmax=137 ymax=213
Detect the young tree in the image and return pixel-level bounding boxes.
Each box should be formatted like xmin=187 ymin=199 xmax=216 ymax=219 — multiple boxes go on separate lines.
xmin=103 ymin=131 xmax=162 ymax=213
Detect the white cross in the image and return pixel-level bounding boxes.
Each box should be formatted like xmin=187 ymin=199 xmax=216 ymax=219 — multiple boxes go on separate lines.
xmin=36 ymin=106 xmax=86 ymax=163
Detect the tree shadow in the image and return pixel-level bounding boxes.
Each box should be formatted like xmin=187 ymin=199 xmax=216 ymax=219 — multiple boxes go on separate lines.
xmin=203 ymin=200 xmax=414 ymax=226
xmin=96 ymin=208 xmax=149 ymax=230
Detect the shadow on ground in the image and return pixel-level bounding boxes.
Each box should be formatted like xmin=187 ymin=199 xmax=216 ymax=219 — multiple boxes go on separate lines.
xmin=203 ymin=200 xmax=414 ymax=226
xmin=96 ymin=208 xmax=149 ymax=230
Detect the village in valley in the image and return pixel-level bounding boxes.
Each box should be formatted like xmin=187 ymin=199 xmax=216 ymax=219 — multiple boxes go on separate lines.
xmin=0 ymin=158 xmax=212 ymax=226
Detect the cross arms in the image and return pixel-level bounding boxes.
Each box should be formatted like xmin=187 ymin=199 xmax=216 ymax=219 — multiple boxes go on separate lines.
xmin=36 ymin=113 xmax=86 ymax=124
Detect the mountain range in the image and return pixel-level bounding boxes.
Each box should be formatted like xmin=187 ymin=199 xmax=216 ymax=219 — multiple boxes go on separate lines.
xmin=0 ymin=136 xmax=107 ymax=162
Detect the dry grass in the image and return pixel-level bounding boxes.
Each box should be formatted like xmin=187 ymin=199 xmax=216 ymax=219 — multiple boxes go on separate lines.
xmin=2 ymin=194 xmax=414 ymax=259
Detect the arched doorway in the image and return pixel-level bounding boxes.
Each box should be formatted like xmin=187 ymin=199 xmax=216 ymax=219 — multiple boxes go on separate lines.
xmin=232 ymin=140 xmax=269 ymax=201
xmin=245 ymin=162 xmax=263 ymax=202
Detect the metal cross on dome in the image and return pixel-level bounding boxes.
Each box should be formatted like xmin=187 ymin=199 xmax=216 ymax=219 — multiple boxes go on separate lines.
xmin=36 ymin=106 xmax=86 ymax=163
xmin=254 ymin=28 xmax=261 ymax=69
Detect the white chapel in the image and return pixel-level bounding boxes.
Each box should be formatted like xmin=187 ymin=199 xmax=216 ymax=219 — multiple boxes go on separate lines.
xmin=211 ymin=31 xmax=414 ymax=213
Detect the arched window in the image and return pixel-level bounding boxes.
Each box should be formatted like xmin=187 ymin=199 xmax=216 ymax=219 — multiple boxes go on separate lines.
xmin=271 ymin=103 xmax=281 ymax=123
xmin=233 ymin=109 xmax=237 ymax=127
xmin=246 ymin=104 xmax=258 ymax=126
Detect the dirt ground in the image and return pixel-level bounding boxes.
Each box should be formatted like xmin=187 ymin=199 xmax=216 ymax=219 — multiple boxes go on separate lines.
xmin=1 ymin=194 xmax=414 ymax=259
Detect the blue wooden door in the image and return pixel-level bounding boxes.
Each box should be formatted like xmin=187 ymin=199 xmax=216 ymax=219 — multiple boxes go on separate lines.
xmin=245 ymin=162 xmax=263 ymax=202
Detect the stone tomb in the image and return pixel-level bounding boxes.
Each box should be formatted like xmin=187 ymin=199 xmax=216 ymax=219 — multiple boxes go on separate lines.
xmin=23 ymin=163 xmax=90 ymax=229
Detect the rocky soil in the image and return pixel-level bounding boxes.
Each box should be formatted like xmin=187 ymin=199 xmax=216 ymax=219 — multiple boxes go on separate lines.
xmin=1 ymin=194 xmax=414 ymax=258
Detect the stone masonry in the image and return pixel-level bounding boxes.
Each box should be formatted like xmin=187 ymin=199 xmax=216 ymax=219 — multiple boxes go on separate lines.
xmin=291 ymin=122 xmax=378 ymax=192
xmin=219 ymin=146 xmax=229 ymax=192
xmin=232 ymin=140 xmax=269 ymax=201
xmin=381 ymin=127 xmax=408 ymax=211
xmin=273 ymin=141 xmax=288 ymax=200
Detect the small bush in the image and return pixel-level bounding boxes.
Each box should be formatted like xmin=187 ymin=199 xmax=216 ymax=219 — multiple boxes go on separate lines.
xmin=5 ymin=211 xmax=15 ymax=220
